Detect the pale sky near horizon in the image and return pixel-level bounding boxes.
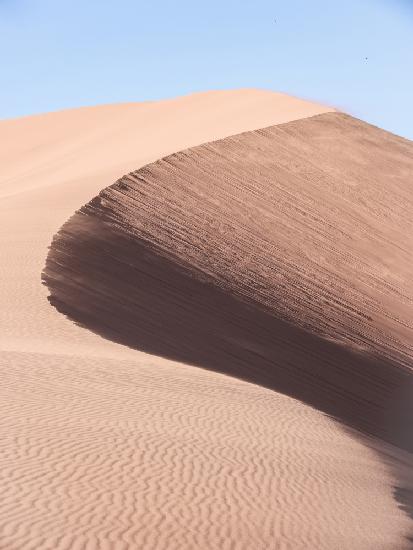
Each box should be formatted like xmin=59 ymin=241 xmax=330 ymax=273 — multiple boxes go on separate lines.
xmin=0 ymin=0 xmax=411 ymax=138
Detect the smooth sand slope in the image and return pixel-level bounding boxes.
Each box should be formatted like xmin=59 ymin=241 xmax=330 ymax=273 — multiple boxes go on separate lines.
xmin=0 ymin=90 xmax=411 ymax=549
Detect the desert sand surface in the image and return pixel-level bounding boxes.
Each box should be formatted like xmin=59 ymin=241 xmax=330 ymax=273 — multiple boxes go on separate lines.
xmin=1 ymin=90 xmax=412 ymax=549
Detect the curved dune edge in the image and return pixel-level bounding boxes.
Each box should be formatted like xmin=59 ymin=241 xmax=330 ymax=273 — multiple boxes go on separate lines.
xmin=0 ymin=91 xmax=411 ymax=548
xmin=42 ymin=111 xmax=413 ymax=544
xmin=43 ymin=112 xmax=413 ymax=451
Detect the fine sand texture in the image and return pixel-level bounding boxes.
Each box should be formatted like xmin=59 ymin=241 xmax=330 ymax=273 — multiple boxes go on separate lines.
xmin=1 ymin=90 xmax=412 ymax=549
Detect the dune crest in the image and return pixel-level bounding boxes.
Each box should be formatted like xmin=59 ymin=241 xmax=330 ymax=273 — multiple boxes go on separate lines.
xmin=44 ymin=112 xmax=413 ymax=451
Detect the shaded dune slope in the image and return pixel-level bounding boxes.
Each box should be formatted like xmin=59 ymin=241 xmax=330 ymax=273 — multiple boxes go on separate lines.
xmin=43 ymin=112 xmax=413 ymax=452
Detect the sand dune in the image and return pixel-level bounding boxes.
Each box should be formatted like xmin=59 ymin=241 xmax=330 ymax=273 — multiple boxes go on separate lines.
xmin=43 ymin=112 xmax=413 ymax=451
xmin=1 ymin=90 xmax=412 ymax=549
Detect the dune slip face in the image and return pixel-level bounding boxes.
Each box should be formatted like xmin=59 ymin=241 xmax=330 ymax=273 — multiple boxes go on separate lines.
xmin=43 ymin=112 xmax=413 ymax=452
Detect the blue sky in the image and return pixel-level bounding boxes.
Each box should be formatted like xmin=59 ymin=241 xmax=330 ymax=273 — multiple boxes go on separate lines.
xmin=0 ymin=0 xmax=411 ymax=138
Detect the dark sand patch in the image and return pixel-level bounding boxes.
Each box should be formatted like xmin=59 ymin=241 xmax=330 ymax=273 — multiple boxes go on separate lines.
xmin=43 ymin=112 xmax=413 ymax=527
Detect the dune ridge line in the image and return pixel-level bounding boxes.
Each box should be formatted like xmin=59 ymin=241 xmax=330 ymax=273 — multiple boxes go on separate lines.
xmin=43 ymin=111 xmax=413 ymax=453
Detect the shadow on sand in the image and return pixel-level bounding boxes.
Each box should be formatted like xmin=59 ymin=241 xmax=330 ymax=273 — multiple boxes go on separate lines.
xmin=43 ymin=211 xmax=413 ymax=536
